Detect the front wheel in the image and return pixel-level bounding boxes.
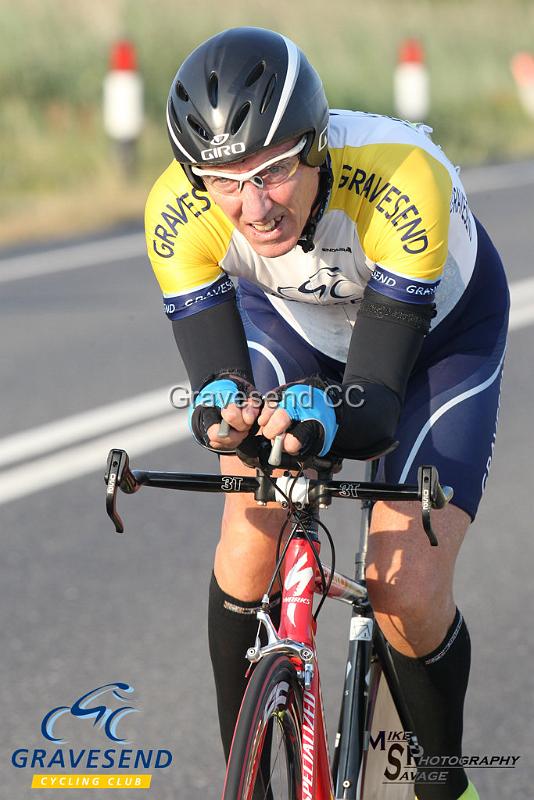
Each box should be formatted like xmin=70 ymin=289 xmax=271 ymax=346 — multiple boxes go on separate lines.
xmin=222 ymin=654 xmax=303 ymax=800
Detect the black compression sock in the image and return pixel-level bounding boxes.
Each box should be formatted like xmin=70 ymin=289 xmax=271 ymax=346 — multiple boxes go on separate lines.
xmin=208 ymin=572 xmax=281 ymax=761
xmin=390 ymin=608 xmax=471 ymax=800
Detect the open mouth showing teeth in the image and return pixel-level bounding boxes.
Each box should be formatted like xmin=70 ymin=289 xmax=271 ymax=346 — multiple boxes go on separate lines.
xmin=251 ymin=216 xmax=283 ymax=232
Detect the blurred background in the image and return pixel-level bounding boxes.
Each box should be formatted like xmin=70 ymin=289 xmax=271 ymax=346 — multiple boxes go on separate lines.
xmin=1 ymin=3 xmax=533 ymax=799
xmin=2 ymin=0 xmax=534 ymax=246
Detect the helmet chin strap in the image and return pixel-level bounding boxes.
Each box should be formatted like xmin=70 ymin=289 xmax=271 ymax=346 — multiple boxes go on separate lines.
xmin=297 ymin=155 xmax=333 ymax=253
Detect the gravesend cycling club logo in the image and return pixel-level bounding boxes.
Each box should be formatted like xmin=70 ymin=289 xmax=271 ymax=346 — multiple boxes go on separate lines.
xmin=41 ymin=682 xmax=138 ymax=744
xmin=277 ymin=266 xmax=359 ymax=303
xmin=11 ymin=682 xmax=173 ymax=790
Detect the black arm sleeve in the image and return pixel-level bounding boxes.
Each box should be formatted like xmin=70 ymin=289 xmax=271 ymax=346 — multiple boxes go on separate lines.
xmin=331 ymin=286 xmax=435 ymax=459
xmin=171 ymin=300 xmax=254 ymax=391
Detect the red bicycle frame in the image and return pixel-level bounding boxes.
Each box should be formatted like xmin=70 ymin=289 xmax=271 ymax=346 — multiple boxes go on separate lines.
xmin=278 ymin=534 xmax=335 ymax=800
xmin=104 ymin=448 xmax=450 ymax=800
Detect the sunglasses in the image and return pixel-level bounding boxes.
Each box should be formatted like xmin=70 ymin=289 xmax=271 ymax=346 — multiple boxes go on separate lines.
xmin=191 ymin=137 xmax=307 ymax=195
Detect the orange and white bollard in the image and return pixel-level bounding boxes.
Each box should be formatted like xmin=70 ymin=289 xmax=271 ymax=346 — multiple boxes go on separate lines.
xmin=511 ymin=52 xmax=534 ymax=120
xmin=393 ymin=38 xmax=430 ymax=122
xmin=103 ymin=40 xmax=144 ymax=175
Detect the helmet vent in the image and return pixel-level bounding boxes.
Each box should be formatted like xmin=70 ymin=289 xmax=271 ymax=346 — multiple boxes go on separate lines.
xmin=186 ymin=115 xmax=210 ymax=141
xmin=260 ymin=74 xmax=277 ymax=114
xmin=208 ymin=72 xmax=219 ymax=108
xmin=230 ymin=102 xmax=251 ymax=134
xmin=245 ymin=61 xmax=265 ymax=87
xmin=175 ymin=81 xmax=189 ymax=102
xmin=168 ymin=101 xmax=182 ymax=134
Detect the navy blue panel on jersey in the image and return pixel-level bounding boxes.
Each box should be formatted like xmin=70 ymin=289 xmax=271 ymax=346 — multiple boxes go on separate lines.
xmin=236 ymin=279 xmax=345 ymax=391
xmin=369 ymin=265 xmax=440 ymax=304
xmin=236 ymin=217 xmax=509 ymax=521
xmin=163 ymin=275 xmax=235 ymax=320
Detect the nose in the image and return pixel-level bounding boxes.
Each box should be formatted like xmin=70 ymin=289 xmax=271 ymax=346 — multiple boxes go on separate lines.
xmin=240 ymin=181 xmax=275 ymax=222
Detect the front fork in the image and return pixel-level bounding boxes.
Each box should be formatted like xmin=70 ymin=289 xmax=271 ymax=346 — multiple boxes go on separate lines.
xmin=331 ymin=608 xmax=376 ymax=799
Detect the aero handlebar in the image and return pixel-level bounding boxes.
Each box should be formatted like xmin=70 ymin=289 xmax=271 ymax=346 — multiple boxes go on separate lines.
xmin=104 ymin=445 xmax=453 ymax=546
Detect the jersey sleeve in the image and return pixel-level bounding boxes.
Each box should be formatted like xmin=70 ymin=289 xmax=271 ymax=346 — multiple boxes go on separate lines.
xmin=331 ymin=143 xmax=453 ymax=305
xmin=144 ymin=161 xmax=235 ymax=320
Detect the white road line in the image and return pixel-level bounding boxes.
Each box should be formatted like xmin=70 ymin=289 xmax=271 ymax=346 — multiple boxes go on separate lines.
xmin=0 ymin=232 xmax=146 ymax=284
xmin=509 ymin=306 xmax=534 ymax=330
xmin=509 ymin=276 xmax=534 ymax=330
xmin=510 ymin=276 xmax=534 ymax=305
xmin=0 ymin=386 xmax=173 ymax=469
xmin=0 ymin=161 xmax=533 ymax=284
xmin=0 ymin=414 xmax=189 ymax=506
xmin=0 ymin=278 xmax=531 ymax=507
xmin=5 ymin=281 xmax=533 ymax=469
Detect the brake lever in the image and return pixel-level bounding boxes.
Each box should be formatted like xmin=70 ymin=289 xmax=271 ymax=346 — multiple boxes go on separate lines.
xmin=105 ymin=449 xmax=140 ymax=533
xmin=418 ymin=465 xmax=438 ymax=545
xmin=417 ymin=465 xmax=454 ymax=546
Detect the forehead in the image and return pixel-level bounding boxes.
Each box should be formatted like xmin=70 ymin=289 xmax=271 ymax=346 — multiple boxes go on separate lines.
xmin=199 ymin=138 xmax=300 ymax=174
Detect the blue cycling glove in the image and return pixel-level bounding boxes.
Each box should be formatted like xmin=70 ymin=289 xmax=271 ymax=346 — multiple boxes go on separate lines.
xmin=274 ymin=380 xmax=338 ymax=457
xmin=189 ymin=373 xmax=254 ymax=449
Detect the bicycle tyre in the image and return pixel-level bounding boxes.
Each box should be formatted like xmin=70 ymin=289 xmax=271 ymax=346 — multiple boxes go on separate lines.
xmin=222 ymin=654 xmax=303 ymax=800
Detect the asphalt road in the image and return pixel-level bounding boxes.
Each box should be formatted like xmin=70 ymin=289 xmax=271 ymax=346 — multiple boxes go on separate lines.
xmin=1 ymin=161 xmax=533 ymax=800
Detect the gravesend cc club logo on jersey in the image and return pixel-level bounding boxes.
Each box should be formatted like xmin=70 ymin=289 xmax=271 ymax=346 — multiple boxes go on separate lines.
xmin=41 ymin=682 xmax=139 ymax=744
xmin=277 ymin=266 xmax=359 ymax=304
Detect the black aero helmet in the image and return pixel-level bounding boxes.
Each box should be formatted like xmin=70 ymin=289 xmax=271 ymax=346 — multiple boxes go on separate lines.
xmin=166 ymin=27 xmax=329 ymax=190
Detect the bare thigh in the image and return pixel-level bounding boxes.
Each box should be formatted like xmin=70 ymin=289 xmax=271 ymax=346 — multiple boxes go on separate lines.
xmin=366 ymin=499 xmax=470 ymax=656
xmin=214 ymin=454 xmax=289 ymax=600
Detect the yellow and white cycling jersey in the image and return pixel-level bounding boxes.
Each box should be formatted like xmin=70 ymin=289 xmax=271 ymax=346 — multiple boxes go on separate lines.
xmin=145 ymin=110 xmax=477 ymax=362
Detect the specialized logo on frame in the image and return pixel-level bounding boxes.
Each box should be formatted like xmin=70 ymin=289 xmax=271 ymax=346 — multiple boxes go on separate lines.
xmin=283 ymin=553 xmax=314 ymax=625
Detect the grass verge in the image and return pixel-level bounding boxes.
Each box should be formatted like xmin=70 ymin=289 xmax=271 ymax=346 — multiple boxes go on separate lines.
xmin=1 ymin=0 xmax=534 ymax=246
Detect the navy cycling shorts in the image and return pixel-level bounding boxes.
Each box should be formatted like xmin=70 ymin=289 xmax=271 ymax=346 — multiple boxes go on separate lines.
xmin=236 ymin=219 xmax=509 ymax=521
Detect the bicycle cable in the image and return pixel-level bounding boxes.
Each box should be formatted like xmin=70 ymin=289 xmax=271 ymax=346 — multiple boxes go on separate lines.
xmin=261 ymin=466 xmax=336 ymax=622
xmin=283 ymin=467 xmax=336 ymax=617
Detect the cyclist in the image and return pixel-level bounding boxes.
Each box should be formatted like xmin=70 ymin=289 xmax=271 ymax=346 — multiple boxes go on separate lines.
xmin=145 ymin=27 xmax=508 ymax=800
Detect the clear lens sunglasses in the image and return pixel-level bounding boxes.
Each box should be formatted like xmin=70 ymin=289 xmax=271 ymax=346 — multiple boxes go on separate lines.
xmin=191 ymin=137 xmax=307 ymax=195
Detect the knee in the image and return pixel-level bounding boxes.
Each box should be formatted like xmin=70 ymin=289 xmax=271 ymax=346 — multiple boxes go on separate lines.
xmin=366 ymin=568 xmax=455 ymax=654
xmin=365 ymin=500 xmax=464 ymax=648
xmin=366 ymin=574 xmax=445 ymax=629
xmin=221 ymin=501 xmax=285 ymax=546
xmin=216 ymin=502 xmax=287 ymax=600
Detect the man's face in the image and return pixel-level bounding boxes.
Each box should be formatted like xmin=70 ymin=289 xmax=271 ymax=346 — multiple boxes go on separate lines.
xmin=197 ymin=139 xmax=320 ymax=258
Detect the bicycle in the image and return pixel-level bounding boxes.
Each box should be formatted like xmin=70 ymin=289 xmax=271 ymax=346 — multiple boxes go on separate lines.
xmin=105 ymin=435 xmax=452 ymax=800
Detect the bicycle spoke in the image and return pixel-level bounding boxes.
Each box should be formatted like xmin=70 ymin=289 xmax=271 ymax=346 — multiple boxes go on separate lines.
xmin=261 ymin=716 xmax=290 ymax=799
